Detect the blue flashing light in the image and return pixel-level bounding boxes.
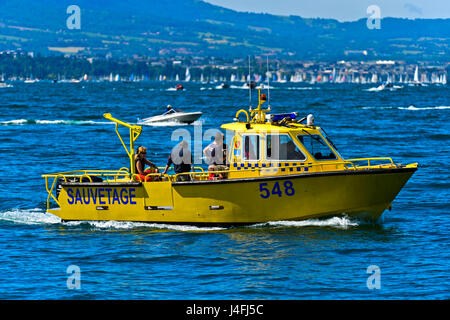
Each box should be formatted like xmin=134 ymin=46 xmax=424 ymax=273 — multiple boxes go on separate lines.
xmin=271 ymin=113 xmax=297 ymax=122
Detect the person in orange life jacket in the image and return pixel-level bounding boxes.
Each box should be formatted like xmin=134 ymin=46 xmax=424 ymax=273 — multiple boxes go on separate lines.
xmin=162 ymin=140 xmax=192 ymax=181
xmin=203 ymin=132 xmax=228 ymax=179
xmin=134 ymin=146 xmax=159 ymax=182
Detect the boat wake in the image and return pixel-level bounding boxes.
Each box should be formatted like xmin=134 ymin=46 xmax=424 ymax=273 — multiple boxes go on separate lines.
xmin=0 ymin=119 xmax=113 ymax=126
xmin=0 ymin=209 xmax=360 ymax=231
xmin=365 ymin=85 xmax=403 ymax=92
xmin=64 ymin=221 xmax=226 ymax=232
xmin=361 ymin=105 xmax=450 ymax=111
xmin=398 ymin=105 xmax=450 ymax=111
xmin=0 ymin=208 xmax=61 ymax=225
xmin=253 ymin=216 xmax=359 ymax=229
xmin=286 ymin=87 xmax=319 ymax=90
xmin=0 ymin=208 xmax=225 ymax=232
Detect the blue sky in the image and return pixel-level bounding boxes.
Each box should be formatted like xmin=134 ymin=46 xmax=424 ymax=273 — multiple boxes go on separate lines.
xmin=204 ymin=0 xmax=450 ymax=21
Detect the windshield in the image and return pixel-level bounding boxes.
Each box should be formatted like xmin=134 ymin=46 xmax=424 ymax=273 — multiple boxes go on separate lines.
xmin=267 ymin=134 xmax=306 ymax=161
xmin=297 ymin=134 xmax=337 ymax=161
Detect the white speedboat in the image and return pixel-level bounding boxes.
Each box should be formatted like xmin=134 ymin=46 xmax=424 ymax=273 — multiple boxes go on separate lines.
xmin=138 ymin=108 xmax=202 ymax=125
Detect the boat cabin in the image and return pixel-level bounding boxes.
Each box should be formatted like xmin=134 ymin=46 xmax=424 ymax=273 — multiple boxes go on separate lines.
xmin=219 ymin=90 xmax=345 ymax=180
xmin=222 ymin=122 xmax=344 ymax=179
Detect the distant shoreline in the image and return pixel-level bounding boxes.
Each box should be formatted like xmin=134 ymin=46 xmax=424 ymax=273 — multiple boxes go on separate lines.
xmin=0 ymin=51 xmax=447 ymax=85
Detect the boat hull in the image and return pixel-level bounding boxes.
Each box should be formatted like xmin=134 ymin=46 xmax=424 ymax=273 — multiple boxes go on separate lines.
xmin=49 ymin=167 xmax=416 ymax=225
xmin=139 ymin=112 xmax=202 ymax=124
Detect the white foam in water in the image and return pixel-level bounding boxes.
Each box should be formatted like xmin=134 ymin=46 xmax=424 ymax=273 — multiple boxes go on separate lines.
xmin=0 ymin=119 xmax=28 ymax=125
xmin=0 ymin=208 xmax=224 ymax=231
xmin=65 ymin=220 xmax=225 ymax=232
xmin=258 ymin=216 xmax=359 ymax=229
xmin=0 ymin=208 xmax=359 ymax=231
xmin=0 ymin=119 xmax=114 ymax=126
xmin=0 ymin=208 xmax=61 ymax=225
xmin=361 ymin=106 xmax=394 ymax=110
xmin=35 ymin=119 xmax=110 ymax=125
xmin=286 ymin=87 xmax=317 ymax=90
xmin=399 ymin=105 xmax=450 ymax=111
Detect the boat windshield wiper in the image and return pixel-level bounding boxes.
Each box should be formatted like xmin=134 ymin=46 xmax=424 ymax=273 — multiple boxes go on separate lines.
xmin=320 ymin=128 xmax=340 ymax=153
xmin=301 ymin=129 xmax=326 ymax=146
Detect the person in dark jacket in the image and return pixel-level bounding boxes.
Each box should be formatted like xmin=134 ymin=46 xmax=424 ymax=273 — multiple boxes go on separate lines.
xmin=162 ymin=140 xmax=192 ymax=181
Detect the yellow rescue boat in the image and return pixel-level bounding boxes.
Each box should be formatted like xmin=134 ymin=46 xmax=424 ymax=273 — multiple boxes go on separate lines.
xmin=42 ymin=90 xmax=417 ymax=226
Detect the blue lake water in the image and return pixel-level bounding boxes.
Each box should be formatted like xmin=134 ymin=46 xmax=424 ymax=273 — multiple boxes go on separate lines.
xmin=0 ymin=81 xmax=448 ymax=299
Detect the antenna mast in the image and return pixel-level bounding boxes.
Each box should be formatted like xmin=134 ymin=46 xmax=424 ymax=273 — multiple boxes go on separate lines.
xmin=248 ymin=56 xmax=252 ymax=107
xmin=266 ymin=56 xmax=270 ymax=108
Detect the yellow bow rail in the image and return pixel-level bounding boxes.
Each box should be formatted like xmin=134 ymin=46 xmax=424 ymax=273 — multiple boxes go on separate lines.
xmin=344 ymin=157 xmax=396 ymax=169
xmin=42 ymin=167 xmax=205 ymax=210
xmin=42 ymin=169 xmax=133 ymax=210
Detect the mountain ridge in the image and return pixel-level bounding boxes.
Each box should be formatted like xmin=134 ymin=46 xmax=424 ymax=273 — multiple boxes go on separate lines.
xmin=0 ymin=0 xmax=448 ymax=60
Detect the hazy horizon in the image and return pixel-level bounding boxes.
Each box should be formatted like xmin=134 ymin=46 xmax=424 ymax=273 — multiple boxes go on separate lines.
xmin=204 ymin=0 xmax=450 ymax=21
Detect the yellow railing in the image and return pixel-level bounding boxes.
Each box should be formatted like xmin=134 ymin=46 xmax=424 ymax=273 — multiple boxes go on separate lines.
xmin=344 ymin=157 xmax=395 ymax=169
xmin=42 ymin=169 xmax=133 ymax=211
xmin=42 ymin=158 xmax=397 ymax=210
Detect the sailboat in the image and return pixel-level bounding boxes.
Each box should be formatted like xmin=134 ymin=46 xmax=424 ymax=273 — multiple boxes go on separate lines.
xmin=371 ymin=74 xmax=378 ymax=83
xmin=412 ymin=66 xmax=422 ymax=86
xmin=185 ymin=68 xmax=191 ymax=82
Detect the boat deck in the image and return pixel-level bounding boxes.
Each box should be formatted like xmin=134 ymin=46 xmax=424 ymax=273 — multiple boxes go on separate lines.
xmin=42 ymin=158 xmax=417 ymax=212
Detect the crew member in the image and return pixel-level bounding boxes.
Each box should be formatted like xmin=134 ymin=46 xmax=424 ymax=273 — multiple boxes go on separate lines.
xmin=203 ymin=132 xmax=228 ymax=179
xmin=134 ymin=146 xmax=159 ymax=182
xmin=162 ymin=140 xmax=192 ymax=181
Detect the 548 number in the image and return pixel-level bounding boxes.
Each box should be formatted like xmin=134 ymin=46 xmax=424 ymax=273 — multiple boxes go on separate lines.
xmin=259 ymin=181 xmax=295 ymax=199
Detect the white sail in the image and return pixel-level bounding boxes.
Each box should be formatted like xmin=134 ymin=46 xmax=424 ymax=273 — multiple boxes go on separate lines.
xmin=185 ymin=68 xmax=191 ymax=82
xmin=414 ymin=66 xmax=419 ymax=83
xmin=371 ymin=74 xmax=378 ymax=83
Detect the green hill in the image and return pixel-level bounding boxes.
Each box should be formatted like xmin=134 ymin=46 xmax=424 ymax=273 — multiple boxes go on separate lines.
xmin=0 ymin=0 xmax=449 ymax=60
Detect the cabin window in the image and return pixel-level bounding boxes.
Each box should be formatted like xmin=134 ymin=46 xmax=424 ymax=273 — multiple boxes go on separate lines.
xmin=297 ymin=134 xmax=337 ymax=160
xmin=242 ymin=135 xmax=260 ymax=161
xmin=225 ymin=130 xmax=235 ymax=162
xmin=266 ymin=134 xmax=306 ymax=161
